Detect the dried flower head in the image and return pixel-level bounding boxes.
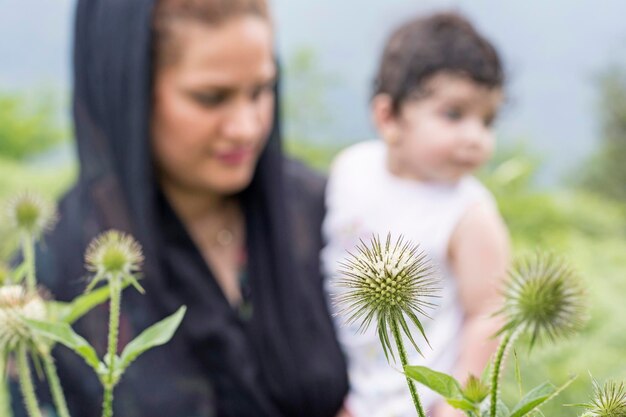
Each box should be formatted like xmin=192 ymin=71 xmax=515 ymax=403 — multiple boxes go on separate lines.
xmin=579 ymin=379 xmax=626 ymax=417
xmin=497 ymin=252 xmax=587 ymax=348
xmin=5 ymin=192 xmax=57 ymax=238
xmin=85 ymin=230 xmax=144 ymax=277
xmin=334 ymin=234 xmax=439 ymax=359
xmin=0 ymin=285 xmax=46 ymax=351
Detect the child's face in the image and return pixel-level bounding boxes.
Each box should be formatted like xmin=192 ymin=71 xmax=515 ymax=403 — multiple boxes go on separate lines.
xmin=382 ymin=72 xmax=502 ymax=183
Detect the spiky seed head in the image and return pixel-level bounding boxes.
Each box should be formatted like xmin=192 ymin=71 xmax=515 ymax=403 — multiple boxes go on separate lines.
xmin=85 ymin=230 xmax=144 ymax=276
xmin=0 ymin=285 xmax=46 ymax=351
xmin=5 ymin=192 xmax=57 ymax=238
xmin=334 ymin=234 xmax=440 ymax=360
xmin=579 ymin=379 xmax=626 ymax=417
xmin=463 ymin=374 xmax=490 ymax=403
xmin=496 ymin=252 xmax=587 ymax=348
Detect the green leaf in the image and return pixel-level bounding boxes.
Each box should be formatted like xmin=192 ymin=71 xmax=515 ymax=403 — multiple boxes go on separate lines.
xmin=0 ymin=349 xmax=11 ymax=417
xmin=11 ymin=262 xmax=27 ymax=284
xmin=122 ymin=273 xmax=145 ymax=295
xmin=47 ymin=281 xmax=131 ymax=324
xmin=404 ymin=365 xmax=463 ymax=399
xmin=514 ymin=349 xmax=523 ymax=398
xmin=481 ymin=359 xmax=492 ymax=385
xmin=118 ymin=306 xmax=186 ymax=373
xmin=480 ymin=398 xmax=509 ymax=417
xmin=25 ymin=319 xmax=101 ymax=373
xmin=509 ymin=376 xmax=577 ymax=417
xmin=447 ymin=397 xmax=478 ymax=412
xmin=509 ymin=382 xmax=555 ymax=417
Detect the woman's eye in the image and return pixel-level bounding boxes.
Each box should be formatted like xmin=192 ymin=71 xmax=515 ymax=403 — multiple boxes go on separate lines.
xmin=192 ymin=92 xmax=228 ymax=107
xmin=443 ymin=108 xmax=463 ymax=121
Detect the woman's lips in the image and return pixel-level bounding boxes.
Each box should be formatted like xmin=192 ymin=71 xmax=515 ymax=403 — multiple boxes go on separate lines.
xmin=214 ymin=148 xmax=254 ymax=165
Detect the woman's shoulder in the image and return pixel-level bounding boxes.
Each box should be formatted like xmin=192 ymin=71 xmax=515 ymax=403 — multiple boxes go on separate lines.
xmin=282 ymin=157 xmax=327 ymax=261
xmin=283 ymin=157 xmax=326 ymax=202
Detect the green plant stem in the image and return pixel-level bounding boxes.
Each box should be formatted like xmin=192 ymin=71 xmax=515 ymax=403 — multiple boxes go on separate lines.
xmin=102 ymin=387 xmax=113 ymax=417
xmin=0 ymin=350 xmax=12 ymax=417
xmin=22 ymin=234 xmax=36 ymax=292
xmin=42 ymin=353 xmax=71 ymax=417
xmin=102 ymin=276 xmax=121 ymax=417
xmin=390 ymin=319 xmax=426 ymax=417
xmin=489 ymin=330 xmax=515 ymax=417
xmin=17 ymin=344 xmax=43 ymax=417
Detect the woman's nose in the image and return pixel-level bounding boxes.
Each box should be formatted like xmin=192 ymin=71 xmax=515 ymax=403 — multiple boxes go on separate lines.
xmin=222 ymin=99 xmax=263 ymax=143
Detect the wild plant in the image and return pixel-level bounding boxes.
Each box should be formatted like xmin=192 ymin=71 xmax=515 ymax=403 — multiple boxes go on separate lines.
xmin=0 ymin=192 xmax=185 ymax=417
xmin=334 ymin=234 xmax=621 ymax=417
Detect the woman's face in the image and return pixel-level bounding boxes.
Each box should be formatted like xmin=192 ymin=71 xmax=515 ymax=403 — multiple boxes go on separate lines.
xmin=152 ymin=16 xmax=276 ymax=196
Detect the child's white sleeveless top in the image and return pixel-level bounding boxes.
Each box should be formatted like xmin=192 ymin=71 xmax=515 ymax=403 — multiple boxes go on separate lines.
xmin=321 ymin=140 xmax=496 ymax=417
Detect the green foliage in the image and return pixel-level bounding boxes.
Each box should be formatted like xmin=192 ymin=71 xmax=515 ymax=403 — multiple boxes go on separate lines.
xmin=118 ymin=306 xmax=186 ymax=374
xmin=285 ymin=139 xmax=343 ymax=173
xmin=283 ymin=46 xmax=339 ymax=143
xmin=0 ymin=91 xmax=67 ymax=160
xmin=0 ymin=349 xmax=10 ymax=416
xmin=47 ymin=284 xmax=126 ymax=325
xmin=25 ymin=319 xmax=101 ymax=372
xmin=404 ymin=365 xmax=464 ymax=400
xmin=578 ymin=66 xmax=626 ymax=201
xmin=0 ymin=158 xmax=76 ymax=263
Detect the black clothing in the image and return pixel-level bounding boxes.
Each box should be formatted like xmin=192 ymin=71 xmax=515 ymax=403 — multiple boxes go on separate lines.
xmin=12 ymin=0 xmax=348 ymax=415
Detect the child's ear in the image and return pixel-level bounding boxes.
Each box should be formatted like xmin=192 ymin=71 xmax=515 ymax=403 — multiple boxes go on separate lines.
xmin=371 ymin=94 xmax=401 ymax=146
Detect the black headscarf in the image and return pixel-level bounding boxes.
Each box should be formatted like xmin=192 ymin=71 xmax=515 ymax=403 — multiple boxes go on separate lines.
xmin=21 ymin=0 xmax=348 ymax=416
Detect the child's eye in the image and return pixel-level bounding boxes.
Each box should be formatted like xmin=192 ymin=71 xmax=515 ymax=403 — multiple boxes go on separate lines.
xmin=484 ymin=114 xmax=497 ymax=127
xmin=250 ymin=81 xmax=275 ymax=101
xmin=443 ymin=108 xmax=463 ymax=121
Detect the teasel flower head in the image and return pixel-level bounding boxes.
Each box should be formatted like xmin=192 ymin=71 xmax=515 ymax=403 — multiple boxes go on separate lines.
xmin=85 ymin=230 xmax=144 ymax=278
xmin=578 ymin=379 xmax=626 ymax=417
xmin=334 ymin=234 xmax=440 ymax=359
xmin=0 ymin=285 xmax=47 ymax=351
xmin=463 ymin=374 xmax=490 ymax=403
xmin=496 ymin=252 xmax=587 ymax=348
xmin=5 ymin=191 xmax=57 ymax=238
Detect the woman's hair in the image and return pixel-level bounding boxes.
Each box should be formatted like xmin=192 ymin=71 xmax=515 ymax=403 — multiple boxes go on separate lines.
xmin=153 ymin=0 xmax=270 ymax=66
xmin=373 ymin=11 xmax=504 ymax=114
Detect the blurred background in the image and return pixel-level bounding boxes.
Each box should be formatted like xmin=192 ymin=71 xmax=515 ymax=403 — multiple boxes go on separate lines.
xmin=1 ymin=0 xmax=626 ymax=414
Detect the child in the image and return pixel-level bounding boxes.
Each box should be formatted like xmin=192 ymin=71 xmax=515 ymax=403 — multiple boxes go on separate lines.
xmin=321 ymin=11 xmax=510 ymax=417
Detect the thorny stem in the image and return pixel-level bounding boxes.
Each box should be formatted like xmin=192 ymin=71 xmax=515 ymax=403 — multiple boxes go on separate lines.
xmin=0 ymin=350 xmax=11 ymax=417
xmin=391 ymin=319 xmax=426 ymax=417
xmin=101 ymin=386 xmax=113 ymax=417
xmin=42 ymin=353 xmax=71 ymax=417
xmin=489 ymin=330 xmax=517 ymax=417
xmin=22 ymin=234 xmax=36 ymax=292
xmin=17 ymin=344 xmax=43 ymax=417
xmin=102 ymin=276 xmax=122 ymax=417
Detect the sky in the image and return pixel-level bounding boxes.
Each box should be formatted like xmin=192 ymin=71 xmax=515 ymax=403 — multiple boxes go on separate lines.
xmin=1 ymin=0 xmax=626 ymax=182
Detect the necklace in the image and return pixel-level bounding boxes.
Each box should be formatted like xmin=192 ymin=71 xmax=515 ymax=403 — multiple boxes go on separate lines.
xmin=215 ymin=228 xmax=234 ymax=247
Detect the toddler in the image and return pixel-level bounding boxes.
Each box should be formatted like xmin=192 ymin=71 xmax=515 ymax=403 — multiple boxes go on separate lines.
xmin=322 ymin=11 xmax=510 ymax=417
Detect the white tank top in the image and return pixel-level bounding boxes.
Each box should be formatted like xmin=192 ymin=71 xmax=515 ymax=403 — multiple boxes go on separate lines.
xmin=321 ymin=140 xmax=496 ymax=417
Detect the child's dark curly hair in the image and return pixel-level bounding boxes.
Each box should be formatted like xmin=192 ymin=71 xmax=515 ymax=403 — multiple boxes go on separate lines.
xmin=373 ymin=11 xmax=504 ymax=114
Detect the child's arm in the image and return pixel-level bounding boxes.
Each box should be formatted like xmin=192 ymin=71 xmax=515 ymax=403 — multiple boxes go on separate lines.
xmin=434 ymin=201 xmax=510 ymax=417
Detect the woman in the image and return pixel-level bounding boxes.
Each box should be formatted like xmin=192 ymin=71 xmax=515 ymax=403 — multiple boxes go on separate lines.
xmin=16 ymin=0 xmax=349 ymax=416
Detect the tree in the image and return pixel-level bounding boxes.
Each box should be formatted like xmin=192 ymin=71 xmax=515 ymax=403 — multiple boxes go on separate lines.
xmin=579 ymin=66 xmax=626 ymax=201
xmin=0 ymin=90 xmax=66 ymax=160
